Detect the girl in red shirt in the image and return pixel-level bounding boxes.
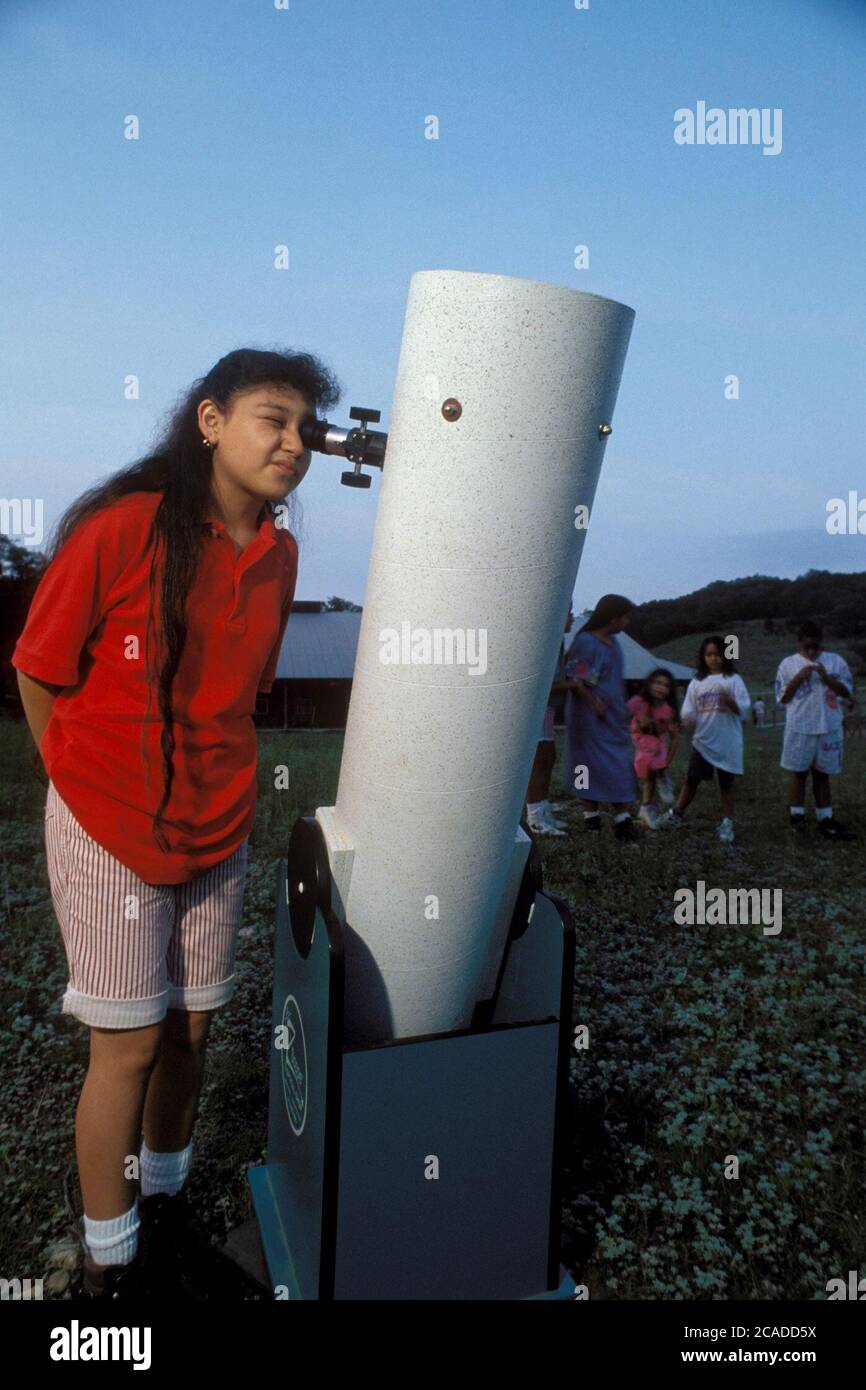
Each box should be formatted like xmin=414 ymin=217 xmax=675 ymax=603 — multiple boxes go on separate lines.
xmin=13 ymin=347 xmax=342 ymax=1298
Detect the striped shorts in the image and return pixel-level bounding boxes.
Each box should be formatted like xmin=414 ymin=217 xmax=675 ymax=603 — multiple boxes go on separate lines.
xmin=44 ymin=779 xmax=250 ymax=1030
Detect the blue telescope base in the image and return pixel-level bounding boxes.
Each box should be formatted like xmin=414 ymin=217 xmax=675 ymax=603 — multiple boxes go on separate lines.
xmin=248 ymin=816 xmax=576 ymax=1301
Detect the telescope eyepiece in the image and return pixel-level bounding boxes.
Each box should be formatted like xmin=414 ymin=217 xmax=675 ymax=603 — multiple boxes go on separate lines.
xmin=300 ymin=417 xmax=331 ymax=453
xmin=300 ymin=405 xmax=388 ymax=484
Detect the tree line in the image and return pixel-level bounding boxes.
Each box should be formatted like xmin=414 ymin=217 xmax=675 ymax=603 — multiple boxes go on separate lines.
xmin=630 ymin=570 xmax=866 ymax=668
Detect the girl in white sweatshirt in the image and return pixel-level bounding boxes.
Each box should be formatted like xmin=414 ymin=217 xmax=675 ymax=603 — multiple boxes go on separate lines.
xmin=660 ymin=635 xmax=750 ymax=843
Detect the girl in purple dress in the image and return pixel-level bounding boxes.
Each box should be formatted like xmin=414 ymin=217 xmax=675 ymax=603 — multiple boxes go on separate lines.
xmin=563 ymin=594 xmax=639 ymax=841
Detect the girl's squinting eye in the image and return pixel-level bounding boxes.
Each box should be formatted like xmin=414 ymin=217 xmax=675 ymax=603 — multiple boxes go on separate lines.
xmin=266 ymin=417 xmax=285 ymax=426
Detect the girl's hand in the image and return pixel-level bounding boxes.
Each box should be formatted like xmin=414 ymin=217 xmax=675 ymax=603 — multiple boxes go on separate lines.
xmin=719 ymin=693 xmax=739 ymax=713
xmin=591 ymin=694 xmax=606 ymax=718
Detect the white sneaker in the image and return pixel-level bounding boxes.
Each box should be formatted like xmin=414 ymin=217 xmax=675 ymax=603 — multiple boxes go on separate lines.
xmin=527 ymin=812 xmax=566 ymax=837
xmin=717 ymin=817 xmax=735 ymax=843
xmin=656 ymin=772 xmax=675 ymax=805
xmin=526 ymin=801 xmax=566 ymax=832
xmin=658 ymin=809 xmax=684 ymax=829
xmin=638 ymin=804 xmax=659 ymax=830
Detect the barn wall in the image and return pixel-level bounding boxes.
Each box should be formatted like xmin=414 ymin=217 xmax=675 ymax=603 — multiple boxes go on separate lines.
xmin=255 ymin=679 xmax=352 ymax=729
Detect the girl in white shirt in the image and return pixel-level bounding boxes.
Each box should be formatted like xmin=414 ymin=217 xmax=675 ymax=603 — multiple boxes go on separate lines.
xmin=660 ymin=635 xmax=750 ymax=843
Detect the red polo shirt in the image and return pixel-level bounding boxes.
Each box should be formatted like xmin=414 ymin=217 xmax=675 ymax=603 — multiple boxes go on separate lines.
xmin=12 ymin=489 xmax=298 ymax=884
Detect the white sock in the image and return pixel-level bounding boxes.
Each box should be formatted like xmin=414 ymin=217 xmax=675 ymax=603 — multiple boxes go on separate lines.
xmin=815 ymin=806 xmax=833 ymax=821
xmin=83 ymin=1202 xmax=140 ymax=1267
xmin=613 ymin=811 xmax=632 ymax=824
xmin=527 ymin=800 xmax=549 ymax=816
xmin=789 ymin=806 xmax=805 ymax=816
xmin=139 ymin=1140 xmax=193 ymax=1198
xmin=583 ymin=810 xmax=599 ymax=821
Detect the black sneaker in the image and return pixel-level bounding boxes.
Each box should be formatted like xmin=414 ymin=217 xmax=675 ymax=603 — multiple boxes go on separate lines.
xmin=583 ymin=816 xmax=601 ymax=833
xmin=789 ymin=814 xmax=806 ymax=832
xmin=817 ymin=817 xmax=857 ymax=841
xmin=613 ymin=816 xmax=639 ymax=844
xmin=69 ymin=1244 xmax=151 ymax=1300
xmin=62 ymin=1173 xmax=151 ymax=1301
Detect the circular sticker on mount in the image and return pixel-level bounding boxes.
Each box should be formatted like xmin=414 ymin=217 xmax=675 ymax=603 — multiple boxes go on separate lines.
xmin=280 ymin=994 xmax=308 ymax=1136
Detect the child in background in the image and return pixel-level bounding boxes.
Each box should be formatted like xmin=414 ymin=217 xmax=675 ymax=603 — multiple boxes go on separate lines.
xmin=627 ymin=668 xmax=680 ymax=829
xmin=775 ymin=620 xmax=856 ymax=840
xmin=525 ymin=606 xmax=574 ymax=836
xmin=563 ymin=594 xmax=639 ymax=843
xmin=659 ymin=635 xmax=750 ymax=843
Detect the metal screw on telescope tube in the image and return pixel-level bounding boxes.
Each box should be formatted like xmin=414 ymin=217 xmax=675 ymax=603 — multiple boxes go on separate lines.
xmin=598 ymin=422 xmax=612 ymax=439
xmin=441 ymin=398 xmax=462 ymax=421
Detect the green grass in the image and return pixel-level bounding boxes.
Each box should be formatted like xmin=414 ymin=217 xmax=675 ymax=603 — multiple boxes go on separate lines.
xmin=549 ymin=723 xmax=866 ymax=1298
xmin=0 ymin=717 xmax=863 ymax=1299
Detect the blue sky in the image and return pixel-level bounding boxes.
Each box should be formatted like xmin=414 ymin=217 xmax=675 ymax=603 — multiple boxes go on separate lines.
xmin=1 ymin=0 xmax=864 ymax=607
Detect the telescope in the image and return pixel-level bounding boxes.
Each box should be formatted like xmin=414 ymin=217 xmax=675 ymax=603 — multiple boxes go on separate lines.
xmin=300 ymin=406 xmax=388 ymax=488
xmin=237 ymin=269 xmax=635 ymax=1300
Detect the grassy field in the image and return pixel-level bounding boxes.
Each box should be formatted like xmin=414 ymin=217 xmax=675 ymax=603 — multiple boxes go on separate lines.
xmin=0 ymin=716 xmax=863 ymax=1300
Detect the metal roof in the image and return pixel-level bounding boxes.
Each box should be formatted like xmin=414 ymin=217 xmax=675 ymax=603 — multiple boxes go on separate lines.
xmin=274 ymin=610 xmax=362 ymax=680
xmin=273 ymin=608 xmax=693 ymax=683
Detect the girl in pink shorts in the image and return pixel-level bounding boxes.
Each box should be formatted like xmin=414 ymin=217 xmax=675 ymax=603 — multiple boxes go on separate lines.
xmin=627 ymin=669 xmax=680 ymax=830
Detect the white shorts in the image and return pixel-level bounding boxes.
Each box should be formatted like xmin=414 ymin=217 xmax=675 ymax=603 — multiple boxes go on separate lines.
xmin=781 ymin=729 xmax=843 ymax=775
xmin=44 ymin=779 xmax=250 ymax=1030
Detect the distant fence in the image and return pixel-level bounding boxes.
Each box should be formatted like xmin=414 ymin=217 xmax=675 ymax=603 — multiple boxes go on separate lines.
xmin=747 ymin=696 xmax=863 ymax=735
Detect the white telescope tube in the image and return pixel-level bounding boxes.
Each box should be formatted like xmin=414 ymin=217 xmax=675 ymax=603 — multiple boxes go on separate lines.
xmin=325 ymin=270 xmax=634 ymax=1044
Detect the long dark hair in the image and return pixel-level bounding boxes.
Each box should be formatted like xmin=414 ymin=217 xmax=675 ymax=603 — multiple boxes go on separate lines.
xmin=637 ymin=667 xmax=680 ymax=717
xmin=42 ymin=347 xmax=342 ymax=853
xmin=696 ymin=634 xmax=737 ymax=679
xmin=578 ymin=593 xmax=635 ymax=634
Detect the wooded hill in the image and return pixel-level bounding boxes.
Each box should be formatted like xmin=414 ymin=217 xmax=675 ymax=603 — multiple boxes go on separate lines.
xmin=631 ymin=570 xmax=866 ymax=655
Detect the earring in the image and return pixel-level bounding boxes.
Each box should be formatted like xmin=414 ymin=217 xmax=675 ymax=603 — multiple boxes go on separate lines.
xmin=202 ymin=437 xmax=214 ymax=449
